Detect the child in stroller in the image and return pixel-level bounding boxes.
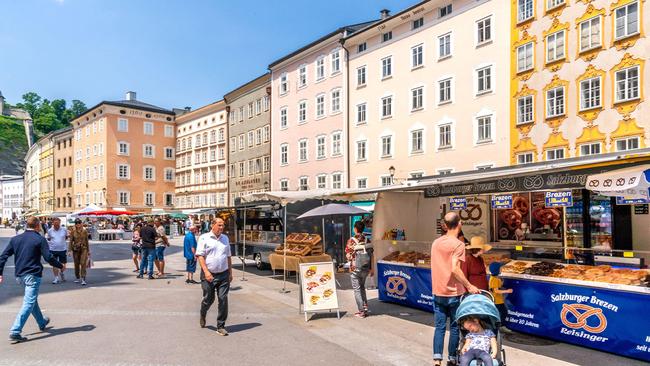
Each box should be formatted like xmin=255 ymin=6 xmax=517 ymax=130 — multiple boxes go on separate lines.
xmin=455 ymin=291 xmax=506 ymax=366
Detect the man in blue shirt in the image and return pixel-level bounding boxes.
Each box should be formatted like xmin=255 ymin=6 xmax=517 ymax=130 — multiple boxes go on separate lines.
xmin=0 ymin=217 xmax=63 ymax=343
xmin=184 ymin=225 xmax=199 ymax=284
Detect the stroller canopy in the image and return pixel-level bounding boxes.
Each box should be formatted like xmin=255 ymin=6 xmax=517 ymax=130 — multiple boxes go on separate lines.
xmin=456 ymin=294 xmax=501 ymax=324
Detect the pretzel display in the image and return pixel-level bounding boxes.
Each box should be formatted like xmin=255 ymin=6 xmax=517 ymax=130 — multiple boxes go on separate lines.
xmin=500 ymin=209 xmax=522 ymax=230
xmin=513 ymin=196 xmax=530 ymax=215
xmin=382 ymin=251 xmax=430 ymax=265
xmin=274 ymin=232 xmax=323 ymax=256
xmin=532 ymin=207 xmax=561 ymax=229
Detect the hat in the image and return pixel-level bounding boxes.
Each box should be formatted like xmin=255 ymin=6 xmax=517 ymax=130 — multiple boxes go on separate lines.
xmin=489 ymin=262 xmax=503 ymax=276
xmin=466 ymin=236 xmax=492 ymax=252
xmin=74 ymin=218 xmax=82 ymax=224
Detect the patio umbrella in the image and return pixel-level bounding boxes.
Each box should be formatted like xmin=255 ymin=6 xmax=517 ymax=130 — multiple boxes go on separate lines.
xmin=296 ymin=203 xmax=369 ymax=219
xmin=168 ymin=213 xmax=188 ymax=220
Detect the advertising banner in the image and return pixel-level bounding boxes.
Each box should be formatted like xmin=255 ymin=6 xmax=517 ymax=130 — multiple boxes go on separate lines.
xmin=491 ymin=194 xmax=513 ymax=209
xmin=452 ymin=196 xmax=490 ymax=244
xmin=545 ymin=191 xmax=573 ymax=207
xmin=449 ymin=197 xmax=467 ymax=210
xmin=299 ymin=262 xmax=339 ymax=313
xmin=616 ymin=197 xmax=650 ymax=205
xmin=502 ymin=278 xmax=650 ymax=362
xmin=377 ymin=262 xmax=433 ymax=312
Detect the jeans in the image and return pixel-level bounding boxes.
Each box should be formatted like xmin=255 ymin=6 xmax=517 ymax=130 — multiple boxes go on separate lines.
xmin=10 ymin=275 xmax=47 ymax=336
xmin=433 ymin=295 xmax=462 ymax=361
xmin=350 ymin=269 xmax=369 ymax=312
xmin=155 ymin=246 xmax=165 ymax=261
xmin=200 ymin=270 xmax=230 ymax=329
xmin=459 ymin=349 xmax=493 ymax=366
xmin=139 ymin=248 xmax=155 ymax=277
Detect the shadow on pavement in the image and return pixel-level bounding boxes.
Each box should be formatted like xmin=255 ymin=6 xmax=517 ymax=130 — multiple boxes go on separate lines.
xmin=22 ymin=324 xmax=96 ymax=342
xmin=206 ymin=322 xmax=262 ymax=333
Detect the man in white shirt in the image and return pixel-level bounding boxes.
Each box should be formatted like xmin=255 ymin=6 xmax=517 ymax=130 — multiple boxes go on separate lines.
xmin=196 ymin=217 xmax=232 ymax=336
xmin=46 ymin=218 xmax=68 ymax=284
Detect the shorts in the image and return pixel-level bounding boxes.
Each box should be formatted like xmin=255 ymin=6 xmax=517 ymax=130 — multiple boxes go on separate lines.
xmin=51 ymin=250 xmax=67 ymax=264
xmin=131 ymin=245 xmax=141 ymax=255
xmin=155 ymin=246 xmax=165 ymax=261
xmin=186 ymin=258 xmax=197 ymax=273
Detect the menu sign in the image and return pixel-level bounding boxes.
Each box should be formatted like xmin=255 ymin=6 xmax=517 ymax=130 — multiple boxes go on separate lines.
xmin=449 ymin=197 xmax=467 ymax=210
xmin=491 ymin=194 xmax=513 ymax=209
xmin=299 ymin=262 xmax=339 ymax=313
xmin=545 ymin=191 xmax=573 ymax=207
xmin=616 ymin=197 xmax=650 ymax=205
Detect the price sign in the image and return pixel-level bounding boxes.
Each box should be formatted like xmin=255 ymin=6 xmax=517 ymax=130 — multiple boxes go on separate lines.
xmin=545 ymin=191 xmax=573 ymax=207
xmin=491 ymin=194 xmax=513 ymax=209
xmin=515 ymin=245 xmax=523 ymax=251
xmin=449 ymin=197 xmax=467 ymax=210
xmin=623 ymin=251 xmax=634 ymax=258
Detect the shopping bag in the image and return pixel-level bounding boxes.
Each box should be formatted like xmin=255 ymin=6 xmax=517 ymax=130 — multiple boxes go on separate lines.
xmin=87 ymin=253 xmax=93 ymax=269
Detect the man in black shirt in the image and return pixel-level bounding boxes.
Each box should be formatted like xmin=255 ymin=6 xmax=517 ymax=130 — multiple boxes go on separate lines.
xmin=137 ymin=220 xmax=157 ymax=280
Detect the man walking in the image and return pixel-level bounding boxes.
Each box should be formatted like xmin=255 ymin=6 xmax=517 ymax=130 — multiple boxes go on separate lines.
xmin=137 ymin=219 xmax=157 ymax=280
xmin=0 ymin=217 xmax=63 ymax=343
xmin=431 ymin=212 xmax=480 ymax=366
xmin=197 ymin=218 xmax=232 ymax=336
xmin=153 ymin=219 xmax=168 ymax=277
xmin=184 ymin=225 xmax=199 ymax=284
xmin=46 ymin=217 xmax=68 ymax=284
xmin=69 ymin=219 xmax=89 ymax=286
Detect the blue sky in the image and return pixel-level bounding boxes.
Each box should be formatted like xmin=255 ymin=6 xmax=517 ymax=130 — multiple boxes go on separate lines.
xmin=0 ymin=0 xmax=415 ymax=110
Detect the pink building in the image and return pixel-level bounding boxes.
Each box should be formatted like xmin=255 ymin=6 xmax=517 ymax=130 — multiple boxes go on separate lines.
xmin=269 ymin=20 xmax=377 ymax=191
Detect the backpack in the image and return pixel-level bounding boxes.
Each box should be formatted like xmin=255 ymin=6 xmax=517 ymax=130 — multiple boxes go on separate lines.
xmin=351 ymin=236 xmax=372 ymax=271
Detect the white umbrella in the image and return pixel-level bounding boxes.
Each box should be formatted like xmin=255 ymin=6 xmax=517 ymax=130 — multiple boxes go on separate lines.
xmin=297 ymin=203 xmax=369 ymax=219
xmin=71 ymin=204 xmax=103 ymax=216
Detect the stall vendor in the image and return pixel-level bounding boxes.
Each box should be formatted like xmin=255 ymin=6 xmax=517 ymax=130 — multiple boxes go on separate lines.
xmin=461 ymin=237 xmax=492 ymax=291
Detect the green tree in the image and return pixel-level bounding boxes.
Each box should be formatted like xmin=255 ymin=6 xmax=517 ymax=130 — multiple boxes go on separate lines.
xmin=14 ymin=92 xmax=87 ymax=135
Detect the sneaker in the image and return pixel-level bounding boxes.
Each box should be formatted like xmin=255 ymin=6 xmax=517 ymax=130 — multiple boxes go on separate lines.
xmin=185 ymin=279 xmax=190 ymax=284
xmin=190 ymin=280 xmax=199 ymax=284
xmin=81 ymin=279 xmax=87 ymax=286
xmin=74 ymin=278 xmax=80 ymax=283
xmin=136 ymin=275 xmax=143 ymax=279
xmin=200 ymin=316 xmax=206 ymax=328
xmin=52 ymin=277 xmax=60 ymax=284
xmin=354 ymin=311 xmax=367 ymax=318
xmin=39 ymin=317 xmax=50 ymax=331
xmin=148 ymin=276 xmax=154 ymax=280
xmin=216 ymin=328 xmax=228 ymax=336
xmin=9 ymin=334 xmax=27 ymax=343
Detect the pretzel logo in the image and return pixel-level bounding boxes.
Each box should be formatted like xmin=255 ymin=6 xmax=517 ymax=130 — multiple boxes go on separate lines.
xmin=588 ymin=180 xmax=600 ymax=188
xmin=603 ymin=179 xmax=613 ymax=187
xmin=386 ymin=276 xmax=407 ymax=296
xmin=460 ymin=204 xmax=482 ymax=221
xmin=616 ymin=178 xmax=625 ymax=187
xmin=629 ymin=177 xmax=636 ymax=185
xmin=560 ymin=304 xmax=607 ymax=334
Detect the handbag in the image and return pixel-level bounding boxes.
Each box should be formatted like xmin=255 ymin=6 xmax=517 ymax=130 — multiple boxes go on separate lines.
xmin=86 ymin=253 xmax=93 ymax=269
xmin=351 ymin=237 xmax=372 ymax=270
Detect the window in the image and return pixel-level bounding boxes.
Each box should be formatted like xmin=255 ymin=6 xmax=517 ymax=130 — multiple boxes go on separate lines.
xmin=546 ymin=31 xmax=565 ymax=63
xmin=382 ymin=31 xmax=393 ymax=42
xmin=195 ymin=135 xmax=201 ymax=147
xmin=316 ymin=57 xmax=325 ymax=80
xmin=144 ymin=166 xmax=155 ymax=181
xmin=256 ymin=129 xmax=262 ymax=145
xmin=412 ymin=44 xmax=423 ymax=68
xmin=255 ymin=158 xmax=262 ymax=174
xmin=263 ymin=95 xmax=270 ymax=111
xmin=580 ymin=77 xmax=601 ymax=110
xmin=210 ymin=148 xmax=216 ymax=161
xmin=256 ymin=99 xmax=262 ymax=115
xmin=164 ymin=168 xmax=174 ymax=182
xmin=517 ymin=43 xmax=534 ymax=72
xmin=118 ymin=142 xmax=129 ymax=155
xmin=299 ymin=177 xmax=308 ymax=191
xmin=316 ymin=175 xmax=327 ymax=189
xmin=280 ymin=73 xmax=288 ymax=94
xmin=546 ymin=148 xmax=564 ymax=161
xmin=331 ymin=132 xmax=341 ymax=156
xmin=477 ymin=115 xmax=492 ymax=142
xmin=358 ymin=43 xmax=367 ymax=53
xmin=331 ymin=90 xmax=341 ymax=113
xmin=239 ymin=134 xmax=244 ymax=150
xmin=615 ymin=2 xmax=639 ymax=40
xmin=413 ymin=17 xmax=424 ymax=29
xmin=230 ymin=137 xmax=236 ymax=152
xmin=616 ymin=137 xmax=640 ymax=151
xmin=411 ymin=130 xmax=423 ymax=153
xmin=248 ymin=103 xmax=254 ymax=118
xmin=438 ymin=169 xmax=453 ymax=176
xmin=332 ymin=173 xmax=342 ymax=189
xmin=439 ymin=124 xmax=452 ymax=148
xmin=316 ymin=136 xmax=326 ymax=159
xmin=248 ymin=131 xmax=254 ymax=147
xmin=299 ymin=65 xmax=307 ymax=87
xmin=357 ymin=66 xmax=367 ymax=86
xmin=264 ymin=156 xmax=270 ymax=172
xmin=280 ymin=144 xmax=288 ymax=165
xmin=357 ymin=178 xmax=367 ymax=189
xmin=382 ymin=96 xmax=392 ymax=117
xmin=280 ymin=107 xmax=288 ymax=128
xmin=381 ymin=136 xmax=392 ymax=157
xmin=477 ymin=66 xmax=492 ymax=94
xmin=439 ymin=33 xmax=451 ymax=58
xmin=412 ymin=87 xmax=423 ymax=110
xmin=164 ymin=125 xmax=173 ymax=137
xmin=145 ymin=192 xmax=154 ymax=206
xmin=165 ymin=193 xmax=173 ymax=206
xmin=280 ymin=179 xmax=288 ymax=191
xmin=579 ymin=142 xmax=601 ymax=156
xmin=218 ymin=128 xmax=224 ymax=142
xmin=410 ymin=172 xmax=424 ymax=179
xmin=143 ymin=144 xmax=154 ymax=158
xmin=248 ymin=160 xmax=254 ymax=175
xmin=382 ymin=56 xmax=392 ymax=78
xmin=357 ymin=103 xmax=367 ymax=124
xmin=518 ymin=0 xmax=534 ymax=22
xmin=517 ymin=95 xmax=534 ymax=124
xmin=546 ymin=87 xmax=565 ymax=117
xmin=143 ymin=122 xmax=154 ymax=135
xmin=239 ymin=107 xmax=244 ymax=121
xmin=117 ymin=118 xmax=128 ymax=132
xmin=210 ymin=130 xmax=216 ymax=143
xmin=331 ymin=50 xmax=340 ymax=74
xmin=315 ymin=95 xmax=325 ymax=118
xmin=381 ymin=176 xmax=393 ymax=187
xmin=615 ymin=66 xmax=640 ymax=102
xmin=477 ymin=16 xmax=492 ymax=44
xmin=297 ymin=101 xmax=306 ymax=123
xmin=439 ymin=4 xmax=452 ymax=17
xmin=239 ymin=162 xmax=245 ymax=177
xmin=439 ymin=78 xmax=452 ymax=104
xmin=580 ymin=17 xmax=601 ymax=51
xmin=117 ymin=164 xmax=130 ymax=180
xmin=356 ymin=140 xmax=367 ymax=161
xmin=118 ymin=191 xmax=130 ymax=205
xmin=263 ymin=125 xmax=270 ymax=142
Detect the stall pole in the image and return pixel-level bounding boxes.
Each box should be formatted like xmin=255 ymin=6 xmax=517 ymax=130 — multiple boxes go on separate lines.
xmin=241 ymin=208 xmax=247 ymax=281
xmin=280 ymin=205 xmax=290 ymax=293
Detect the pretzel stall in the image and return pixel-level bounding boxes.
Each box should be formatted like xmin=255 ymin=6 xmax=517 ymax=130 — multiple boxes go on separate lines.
xmin=269 ymin=233 xmax=331 ymax=272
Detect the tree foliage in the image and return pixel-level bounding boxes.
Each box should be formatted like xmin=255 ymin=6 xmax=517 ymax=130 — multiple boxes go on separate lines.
xmin=14 ymin=92 xmax=87 ymax=136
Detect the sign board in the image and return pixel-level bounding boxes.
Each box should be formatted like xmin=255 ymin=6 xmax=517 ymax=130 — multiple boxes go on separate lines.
xmin=545 ymin=191 xmax=573 ymax=207
xmin=634 ymin=204 xmax=649 ymax=215
xmin=449 ymin=197 xmax=467 ymax=210
xmin=616 ymin=197 xmax=650 ymax=205
xmin=491 ymin=194 xmax=513 ymax=209
xmin=377 ymin=262 xmax=433 ymax=312
xmin=299 ymin=262 xmax=339 ymax=317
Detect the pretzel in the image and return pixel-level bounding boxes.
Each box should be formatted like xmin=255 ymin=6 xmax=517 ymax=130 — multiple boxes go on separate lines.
xmin=513 ymin=196 xmax=530 ymax=215
xmin=533 ymin=208 xmax=561 ymax=228
xmin=500 ymin=209 xmax=522 ymax=230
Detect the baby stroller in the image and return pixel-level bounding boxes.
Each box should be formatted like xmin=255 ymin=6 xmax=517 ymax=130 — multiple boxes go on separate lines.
xmin=455 ymin=291 xmax=506 ymax=366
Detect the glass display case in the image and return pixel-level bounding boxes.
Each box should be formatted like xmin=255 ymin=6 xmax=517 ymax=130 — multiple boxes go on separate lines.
xmin=237 ymin=230 xmax=284 ymax=245
xmin=589 ymin=194 xmax=613 ymax=249
xmin=374 ymin=240 xmax=432 ymax=269
xmin=565 ymin=190 xmax=585 ymax=249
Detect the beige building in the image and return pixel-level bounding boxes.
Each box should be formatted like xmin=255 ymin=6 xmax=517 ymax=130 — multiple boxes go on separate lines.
xmin=52 ymin=127 xmax=73 ymax=212
xmin=344 ymin=1 xmax=511 ymax=188
xmin=72 ymin=92 xmax=176 ymax=212
xmin=38 ymin=133 xmax=55 ymax=214
xmin=174 ymin=101 xmax=228 ymax=210
xmin=24 ymin=141 xmax=40 ymax=213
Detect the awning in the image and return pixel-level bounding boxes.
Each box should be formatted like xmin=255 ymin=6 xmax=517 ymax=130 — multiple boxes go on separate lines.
xmin=71 ymin=204 xmax=103 ymax=216
xmin=585 ymin=164 xmax=650 ymax=200
xmin=239 ymin=189 xmax=377 ymax=206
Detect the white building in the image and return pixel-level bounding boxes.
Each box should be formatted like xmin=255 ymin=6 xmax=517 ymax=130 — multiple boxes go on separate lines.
xmin=0 ymin=175 xmax=24 ymax=221
xmin=24 ymin=142 xmax=41 ymax=214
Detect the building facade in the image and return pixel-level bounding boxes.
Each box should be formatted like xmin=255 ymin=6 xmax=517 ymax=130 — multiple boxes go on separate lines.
xmin=24 ymin=142 xmax=41 ymax=213
xmin=510 ymin=0 xmax=650 ymax=163
xmin=0 ymin=175 xmax=23 ymax=222
xmin=224 ymin=73 xmax=271 ymax=205
xmin=52 ymin=127 xmax=74 ymax=212
xmin=72 ymin=92 xmax=176 ymax=211
xmin=344 ymin=1 xmax=510 ymax=188
xmin=174 ymin=101 xmax=228 ymax=209
xmin=38 ymin=133 xmax=55 ymax=215
xmin=269 ymin=20 xmax=377 ymax=192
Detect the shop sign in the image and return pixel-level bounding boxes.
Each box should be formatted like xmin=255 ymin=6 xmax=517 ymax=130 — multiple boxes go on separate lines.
xmin=545 ymin=191 xmax=573 ymax=207
xmin=503 ymin=278 xmax=650 ymax=362
xmin=449 ymin=197 xmax=467 ymax=210
xmin=616 ymin=197 xmax=650 ymax=205
xmin=299 ymin=262 xmax=339 ymax=314
xmin=491 ymin=194 xmax=513 ymax=209
xmin=634 ymin=204 xmax=649 ymax=215
xmin=377 ymin=262 xmax=433 ymax=312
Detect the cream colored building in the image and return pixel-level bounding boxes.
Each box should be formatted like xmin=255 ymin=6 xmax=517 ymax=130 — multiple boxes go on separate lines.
xmin=344 ymin=0 xmax=511 ymax=188
xmin=38 ymin=133 xmax=55 ymax=214
xmin=24 ymin=142 xmax=41 ymax=213
xmin=174 ymin=101 xmax=228 ymax=209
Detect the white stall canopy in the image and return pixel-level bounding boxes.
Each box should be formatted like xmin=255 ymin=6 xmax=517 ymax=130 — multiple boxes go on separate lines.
xmin=240 ymin=189 xmax=377 ymax=206
xmin=585 ymin=164 xmax=650 ymax=200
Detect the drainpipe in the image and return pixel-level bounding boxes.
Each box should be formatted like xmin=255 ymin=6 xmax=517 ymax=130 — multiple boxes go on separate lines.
xmin=340 ymin=37 xmax=351 ymax=189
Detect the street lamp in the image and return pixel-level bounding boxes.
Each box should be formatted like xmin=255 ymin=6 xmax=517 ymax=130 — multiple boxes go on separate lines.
xmin=389 ymin=165 xmax=396 ymax=185
xmin=264 ymin=181 xmax=269 ymax=191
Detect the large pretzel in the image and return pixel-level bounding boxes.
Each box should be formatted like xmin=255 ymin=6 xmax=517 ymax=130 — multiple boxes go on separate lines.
xmin=533 ymin=208 xmax=561 ymax=228
xmin=513 ymin=196 xmax=530 ymax=215
xmin=500 ymin=209 xmax=522 ymax=230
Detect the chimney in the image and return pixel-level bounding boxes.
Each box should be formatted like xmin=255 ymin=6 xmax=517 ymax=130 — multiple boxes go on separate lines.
xmin=125 ymin=91 xmax=136 ymax=101
xmin=380 ymin=9 xmax=390 ymax=19
xmin=184 ymin=106 xmax=191 ymax=111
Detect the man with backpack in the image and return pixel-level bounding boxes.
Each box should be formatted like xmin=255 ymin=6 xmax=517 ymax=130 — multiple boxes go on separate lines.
xmin=345 ymin=220 xmax=373 ymax=318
